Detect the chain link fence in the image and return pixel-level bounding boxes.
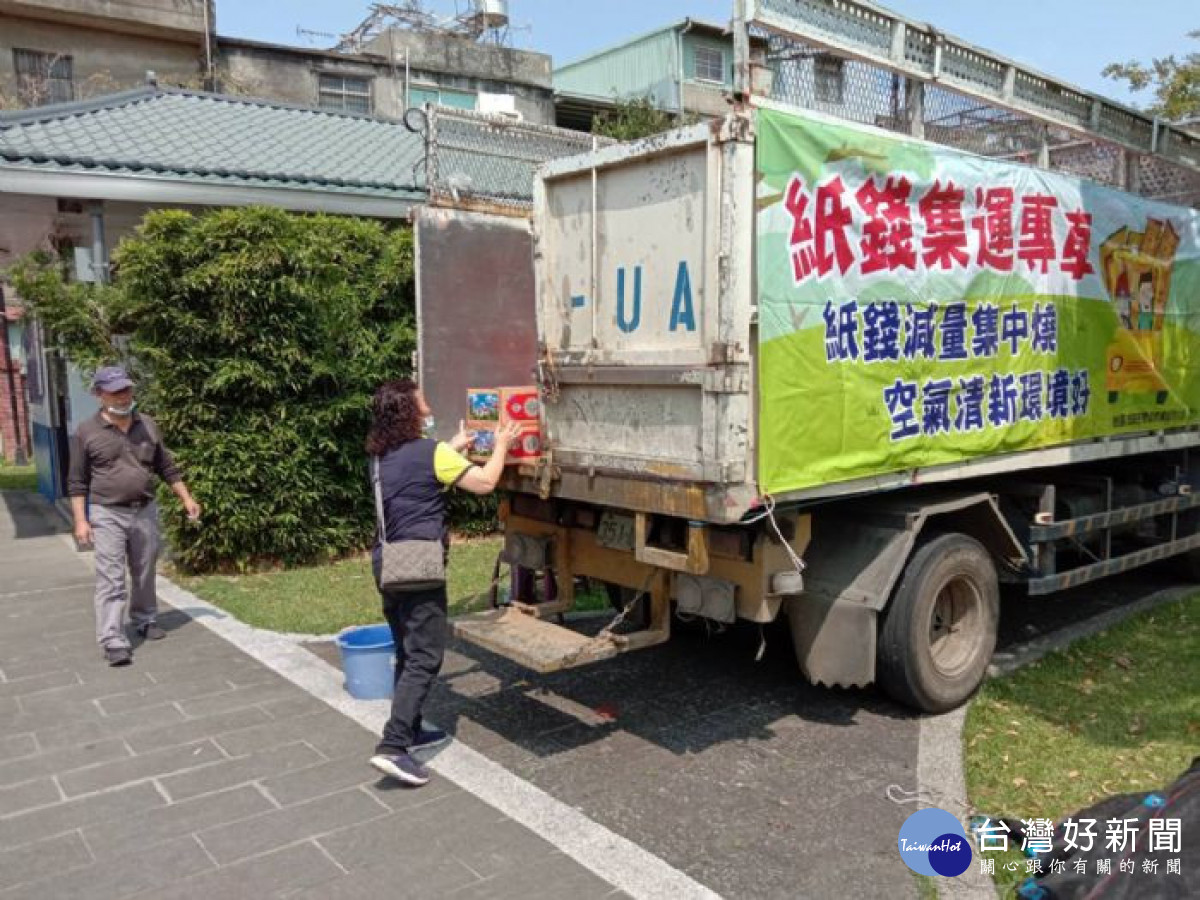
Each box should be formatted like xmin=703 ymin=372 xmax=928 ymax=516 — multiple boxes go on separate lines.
xmin=412 ymin=15 xmax=1200 ymax=212
xmin=418 ymin=106 xmax=612 ymax=213
xmin=752 ymin=1 xmax=1200 ymax=208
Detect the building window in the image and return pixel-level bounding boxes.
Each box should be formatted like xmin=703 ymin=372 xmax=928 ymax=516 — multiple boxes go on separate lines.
xmin=13 ymin=49 xmax=74 ymax=106
xmin=408 ymin=86 xmax=477 ymax=111
xmin=814 ymin=54 xmax=845 ymax=104
xmin=6 ymin=322 xmax=24 ymax=371
xmin=317 ymin=74 xmax=372 ymax=114
xmin=693 ymin=46 xmax=725 ymax=84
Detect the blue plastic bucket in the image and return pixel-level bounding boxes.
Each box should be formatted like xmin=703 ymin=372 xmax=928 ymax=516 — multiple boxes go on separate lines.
xmin=336 ymin=624 xmax=397 ymax=700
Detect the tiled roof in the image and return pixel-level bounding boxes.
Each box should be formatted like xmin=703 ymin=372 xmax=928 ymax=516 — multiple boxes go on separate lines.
xmin=0 ymin=87 xmax=425 ymax=201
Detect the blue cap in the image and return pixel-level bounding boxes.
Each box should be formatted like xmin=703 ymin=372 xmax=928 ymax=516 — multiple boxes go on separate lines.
xmin=91 ymin=366 xmax=134 ymax=392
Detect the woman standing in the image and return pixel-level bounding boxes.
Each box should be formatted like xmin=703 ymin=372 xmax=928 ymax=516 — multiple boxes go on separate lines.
xmin=365 ymin=379 xmax=519 ymax=786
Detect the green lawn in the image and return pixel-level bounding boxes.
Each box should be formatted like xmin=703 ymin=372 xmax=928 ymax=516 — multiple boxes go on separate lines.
xmin=964 ymin=594 xmax=1198 ymax=896
xmin=177 ymin=536 xmax=607 ymax=634
xmin=0 ymin=464 xmax=37 ymax=492
xmin=912 ymin=873 xmax=939 ymax=900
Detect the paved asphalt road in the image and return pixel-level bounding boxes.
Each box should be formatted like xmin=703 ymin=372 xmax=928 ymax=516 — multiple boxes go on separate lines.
xmin=310 ymin=561 xmax=1190 ymax=899
xmin=6 ymin=484 xmax=1183 ymax=899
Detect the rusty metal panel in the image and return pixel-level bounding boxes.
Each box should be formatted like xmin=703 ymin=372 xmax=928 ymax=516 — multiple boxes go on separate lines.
xmin=533 ymin=120 xmax=759 ymax=503
xmin=553 ymin=385 xmax=705 ymax=468
xmin=451 ymin=608 xmax=621 ymax=673
xmin=592 ymin=150 xmax=709 ymax=358
xmin=538 ymin=171 xmax=595 ymax=353
xmin=415 ymin=206 xmax=538 ymax=439
xmin=539 ymin=137 xmax=713 ymax=366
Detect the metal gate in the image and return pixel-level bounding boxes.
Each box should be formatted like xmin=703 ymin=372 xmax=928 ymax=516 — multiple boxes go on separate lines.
xmin=415 ymin=207 xmax=538 ymax=440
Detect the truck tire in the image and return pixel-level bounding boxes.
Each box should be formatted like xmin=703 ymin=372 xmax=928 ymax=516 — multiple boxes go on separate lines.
xmin=877 ymin=533 xmax=999 ymax=713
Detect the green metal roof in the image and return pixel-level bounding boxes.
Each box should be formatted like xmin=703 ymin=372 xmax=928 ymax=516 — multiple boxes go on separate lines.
xmin=0 ymin=87 xmax=426 ymax=205
xmin=552 ymin=19 xmax=742 ymax=113
xmin=554 ymin=19 xmax=731 ymax=74
xmin=554 ymin=26 xmax=682 ymax=111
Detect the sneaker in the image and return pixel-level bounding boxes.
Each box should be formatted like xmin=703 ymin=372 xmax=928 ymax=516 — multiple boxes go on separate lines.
xmin=105 ymin=647 xmax=133 ymax=667
xmin=411 ymin=726 xmax=450 ymax=750
xmin=137 ymin=623 xmax=167 ymax=640
xmin=369 ymin=751 xmax=430 ymax=786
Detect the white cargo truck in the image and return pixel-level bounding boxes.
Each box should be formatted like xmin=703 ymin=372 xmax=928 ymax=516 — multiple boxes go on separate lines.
xmin=416 ymin=3 xmax=1200 ymax=712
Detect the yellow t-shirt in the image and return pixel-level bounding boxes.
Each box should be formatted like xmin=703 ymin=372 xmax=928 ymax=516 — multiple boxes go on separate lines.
xmin=433 ymin=442 xmax=473 ymax=487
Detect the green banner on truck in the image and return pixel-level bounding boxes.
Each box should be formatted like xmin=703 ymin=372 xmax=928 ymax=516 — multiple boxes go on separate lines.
xmin=755 ymin=106 xmax=1200 ymax=496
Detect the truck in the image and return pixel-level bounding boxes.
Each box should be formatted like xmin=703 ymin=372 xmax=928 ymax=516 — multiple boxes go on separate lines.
xmin=414 ymin=15 xmax=1200 ymax=715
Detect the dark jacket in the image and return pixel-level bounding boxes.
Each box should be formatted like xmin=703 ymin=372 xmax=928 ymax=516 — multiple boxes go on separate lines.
xmin=68 ymin=412 xmax=181 ymax=505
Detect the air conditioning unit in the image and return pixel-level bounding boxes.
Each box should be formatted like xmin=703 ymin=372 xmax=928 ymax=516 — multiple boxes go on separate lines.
xmin=478 ymin=91 xmax=522 ymax=120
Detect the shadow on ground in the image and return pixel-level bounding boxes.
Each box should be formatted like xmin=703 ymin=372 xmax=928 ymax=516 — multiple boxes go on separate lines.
xmin=302 ymin=564 xmax=1188 ymax=899
xmin=309 ymin=613 xmax=922 ymax=899
xmin=0 ymin=491 xmax=67 ymax=540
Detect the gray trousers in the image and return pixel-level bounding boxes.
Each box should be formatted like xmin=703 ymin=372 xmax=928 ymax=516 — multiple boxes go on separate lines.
xmin=91 ymin=502 xmax=160 ymax=650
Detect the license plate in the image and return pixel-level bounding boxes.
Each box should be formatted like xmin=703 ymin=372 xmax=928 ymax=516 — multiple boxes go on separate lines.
xmin=596 ymin=512 xmax=636 ymax=552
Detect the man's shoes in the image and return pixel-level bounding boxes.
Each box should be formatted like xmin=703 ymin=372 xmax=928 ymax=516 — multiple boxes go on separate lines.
xmin=137 ymin=623 xmax=167 ymax=640
xmin=369 ymin=751 xmax=430 ymax=786
xmin=411 ymin=726 xmax=451 ymax=750
xmin=105 ymin=647 xmax=133 ymax=667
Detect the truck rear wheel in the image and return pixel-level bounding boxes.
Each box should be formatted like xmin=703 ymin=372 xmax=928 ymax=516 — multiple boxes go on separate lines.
xmin=877 ymin=533 xmax=999 ymax=713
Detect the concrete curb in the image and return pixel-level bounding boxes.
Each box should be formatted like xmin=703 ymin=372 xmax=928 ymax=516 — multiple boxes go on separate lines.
xmin=987 ymin=586 xmax=1194 ymax=677
xmin=918 ymin=706 xmax=997 ymax=898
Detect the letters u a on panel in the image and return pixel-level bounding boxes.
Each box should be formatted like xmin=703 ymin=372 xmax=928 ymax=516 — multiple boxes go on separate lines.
xmin=545 ymin=144 xmax=712 ymax=363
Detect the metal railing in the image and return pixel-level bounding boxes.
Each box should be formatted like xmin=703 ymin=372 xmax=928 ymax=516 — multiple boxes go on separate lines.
xmin=416 ymin=106 xmax=612 ymax=214
xmin=744 ymin=0 xmax=1200 ymax=207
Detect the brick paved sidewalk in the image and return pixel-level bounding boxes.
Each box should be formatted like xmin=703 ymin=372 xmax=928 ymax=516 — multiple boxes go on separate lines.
xmin=0 ymin=490 xmax=625 ymax=900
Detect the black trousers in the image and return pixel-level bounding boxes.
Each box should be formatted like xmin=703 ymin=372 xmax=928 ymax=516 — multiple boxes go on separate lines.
xmin=375 ymin=584 xmax=448 ymax=754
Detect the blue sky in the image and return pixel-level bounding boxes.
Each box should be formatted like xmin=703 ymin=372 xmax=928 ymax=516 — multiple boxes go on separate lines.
xmin=216 ymin=0 xmax=1196 ymax=109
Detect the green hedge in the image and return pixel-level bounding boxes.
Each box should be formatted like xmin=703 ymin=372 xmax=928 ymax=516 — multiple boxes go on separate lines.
xmin=120 ymin=209 xmax=418 ymax=571
xmin=14 ymin=207 xmax=426 ymax=571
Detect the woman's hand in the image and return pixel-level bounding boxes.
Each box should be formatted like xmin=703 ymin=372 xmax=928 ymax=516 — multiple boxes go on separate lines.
xmin=496 ymin=420 xmax=522 ymax=450
xmin=450 ymin=420 xmax=474 ymax=453
xmin=458 ymin=420 xmax=524 ymax=495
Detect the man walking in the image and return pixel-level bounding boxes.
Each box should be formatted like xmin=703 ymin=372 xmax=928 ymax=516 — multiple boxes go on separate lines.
xmin=68 ymin=366 xmax=200 ymax=666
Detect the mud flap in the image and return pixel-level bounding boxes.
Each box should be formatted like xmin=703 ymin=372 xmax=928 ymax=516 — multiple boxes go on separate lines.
xmin=787 ymin=492 xmax=1025 ymax=689
xmin=785 ymin=594 xmax=877 ymax=688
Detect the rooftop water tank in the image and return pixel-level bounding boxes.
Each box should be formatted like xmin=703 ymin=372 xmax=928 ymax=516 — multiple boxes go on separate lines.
xmin=472 ymin=0 xmax=509 ymax=29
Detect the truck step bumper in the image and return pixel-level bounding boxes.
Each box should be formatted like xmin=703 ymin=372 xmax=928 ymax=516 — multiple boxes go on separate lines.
xmin=453 ymin=607 xmax=666 ymax=674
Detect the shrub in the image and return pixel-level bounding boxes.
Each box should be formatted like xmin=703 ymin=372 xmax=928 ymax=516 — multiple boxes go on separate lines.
xmin=592 ymin=95 xmax=692 ymax=141
xmin=13 ymin=207 xmax=419 ymax=571
xmin=7 ymin=253 xmax=130 ymax=372
xmin=447 ymin=491 xmax=499 ymax=538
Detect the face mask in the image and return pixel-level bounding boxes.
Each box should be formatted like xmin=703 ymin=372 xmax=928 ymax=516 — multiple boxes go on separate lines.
xmin=423 ymin=416 xmax=436 ymax=433
xmin=106 ymin=401 xmax=136 ymax=417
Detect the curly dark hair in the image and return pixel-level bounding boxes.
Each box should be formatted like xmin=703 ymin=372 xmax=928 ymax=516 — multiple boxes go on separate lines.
xmin=366 ymin=379 xmax=423 ymax=455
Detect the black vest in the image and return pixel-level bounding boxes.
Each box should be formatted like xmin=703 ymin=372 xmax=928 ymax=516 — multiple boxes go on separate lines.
xmin=374 ymin=438 xmax=447 ymax=545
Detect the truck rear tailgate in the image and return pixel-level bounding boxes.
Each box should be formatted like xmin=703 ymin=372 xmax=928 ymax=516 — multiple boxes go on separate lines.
xmin=535 ymin=121 xmax=757 ymax=504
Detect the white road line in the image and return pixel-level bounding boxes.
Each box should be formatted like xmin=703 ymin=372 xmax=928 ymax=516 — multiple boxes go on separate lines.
xmin=156 ymin=578 xmax=722 ymax=900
